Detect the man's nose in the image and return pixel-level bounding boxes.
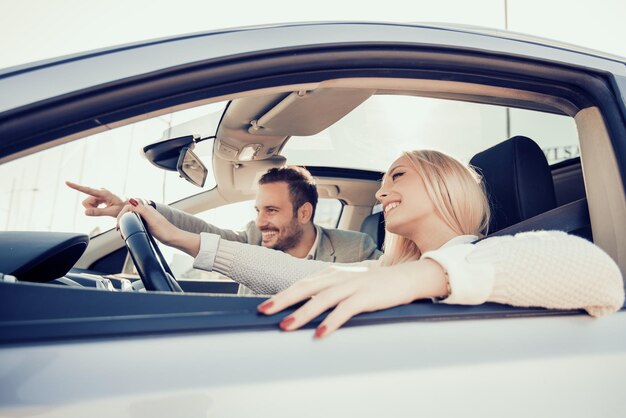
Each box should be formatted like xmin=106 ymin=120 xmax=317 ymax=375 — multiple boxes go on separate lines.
xmin=256 ymin=212 xmax=266 ymax=227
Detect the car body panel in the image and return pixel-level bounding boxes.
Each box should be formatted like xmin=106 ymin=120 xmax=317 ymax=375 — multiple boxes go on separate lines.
xmin=2 ymin=313 xmax=626 ymax=417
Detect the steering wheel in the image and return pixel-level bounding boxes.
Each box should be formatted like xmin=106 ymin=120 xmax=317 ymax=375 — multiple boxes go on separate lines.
xmin=118 ymin=212 xmax=183 ymax=292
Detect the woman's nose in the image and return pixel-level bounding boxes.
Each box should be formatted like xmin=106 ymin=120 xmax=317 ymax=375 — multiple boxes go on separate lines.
xmin=375 ymin=187 xmax=388 ymax=202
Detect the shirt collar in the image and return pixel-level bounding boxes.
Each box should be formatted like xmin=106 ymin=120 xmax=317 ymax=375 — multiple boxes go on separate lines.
xmin=306 ymin=224 xmax=323 ymax=260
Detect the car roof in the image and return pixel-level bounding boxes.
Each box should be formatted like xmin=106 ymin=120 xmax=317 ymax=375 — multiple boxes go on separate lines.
xmin=1 ymin=22 xmax=625 ymax=116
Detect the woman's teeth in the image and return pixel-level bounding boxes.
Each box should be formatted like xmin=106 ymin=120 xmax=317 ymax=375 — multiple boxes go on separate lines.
xmin=384 ymin=202 xmax=400 ymax=214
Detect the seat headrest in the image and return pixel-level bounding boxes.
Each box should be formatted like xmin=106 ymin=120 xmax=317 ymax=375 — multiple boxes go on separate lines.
xmin=360 ymin=211 xmax=385 ymax=250
xmin=470 ymin=136 xmax=556 ymax=232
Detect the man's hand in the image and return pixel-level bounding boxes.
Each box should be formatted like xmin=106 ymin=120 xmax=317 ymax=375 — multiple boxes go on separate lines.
xmin=66 ymin=181 xmax=126 ymax=218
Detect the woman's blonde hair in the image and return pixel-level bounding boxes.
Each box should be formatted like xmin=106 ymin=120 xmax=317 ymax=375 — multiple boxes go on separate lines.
xmin=381 ymin=150 xmax=490 ymax=266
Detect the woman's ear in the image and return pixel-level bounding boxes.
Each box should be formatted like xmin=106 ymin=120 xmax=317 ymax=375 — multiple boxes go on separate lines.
xmin=298 ymin=202 xmax=314 ymax=224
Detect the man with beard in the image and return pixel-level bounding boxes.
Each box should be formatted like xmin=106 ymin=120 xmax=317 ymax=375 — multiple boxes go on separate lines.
xmin=67 ymin=166 xmax=382 ymax=293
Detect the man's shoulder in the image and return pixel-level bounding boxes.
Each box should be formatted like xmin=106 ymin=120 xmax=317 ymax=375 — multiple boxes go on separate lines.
xmin=319 ymin=226 xmax=380 ymax=252
xmin=321 ymin=226 xmax=370 ymax=242
xmin=318 ymin=226 xmax=382 ymax=261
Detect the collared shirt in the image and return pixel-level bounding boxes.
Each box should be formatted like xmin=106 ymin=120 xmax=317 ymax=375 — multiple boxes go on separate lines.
xmin=305 ymin=224 xmax=323 ymax=260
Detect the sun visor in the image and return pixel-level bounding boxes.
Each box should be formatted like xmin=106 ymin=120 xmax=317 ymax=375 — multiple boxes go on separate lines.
xmin=231 ymin=156 xmax=288 ymax=192
xmin=248 ymin=88 xmax=373 ymax=136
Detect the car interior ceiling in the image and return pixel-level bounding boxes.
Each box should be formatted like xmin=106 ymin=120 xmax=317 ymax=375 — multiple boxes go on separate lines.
xmin=211 ymin=78 xmax=580 ymax=177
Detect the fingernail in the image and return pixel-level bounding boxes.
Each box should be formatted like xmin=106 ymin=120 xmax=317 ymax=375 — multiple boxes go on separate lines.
xmin=258 ymin=300 xmax=274 ymax=313
xmin=279 ymin=316 xmax=295 ymax=330
xmin=129 ymin=198 xmax=138 ymax=207
xmin=314 ymin=325 xmax=327 ymax=339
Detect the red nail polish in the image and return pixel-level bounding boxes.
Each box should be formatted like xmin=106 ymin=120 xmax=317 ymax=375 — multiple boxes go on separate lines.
xmin=279 ymin=316 xmax=295 ymax=330
xmin=258 ymin=300 xmax=274 ymax=313
xmin=129 ymin=198 xmax=138 ymax=207
xmin=314 ymin=325 xmax=327 ymax=339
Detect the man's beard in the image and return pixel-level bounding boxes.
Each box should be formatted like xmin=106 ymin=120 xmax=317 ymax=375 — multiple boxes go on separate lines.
xmin=266 ymin=218 xmax=304 ymax=252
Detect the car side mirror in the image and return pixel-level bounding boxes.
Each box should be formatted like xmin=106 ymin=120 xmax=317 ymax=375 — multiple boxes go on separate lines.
xmin=177 ymin=147 xmax=207 ymax=188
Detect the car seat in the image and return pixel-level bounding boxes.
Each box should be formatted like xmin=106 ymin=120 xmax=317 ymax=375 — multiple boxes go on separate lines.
xmin=360 ymin=211 xmax=385 ymax=250
xmin=469 ymin=136 xmax=591 ymax=239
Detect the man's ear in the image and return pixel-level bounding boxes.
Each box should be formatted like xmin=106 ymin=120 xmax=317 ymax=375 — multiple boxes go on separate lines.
xmin=298 ymin=202 xmax=314 ymax=224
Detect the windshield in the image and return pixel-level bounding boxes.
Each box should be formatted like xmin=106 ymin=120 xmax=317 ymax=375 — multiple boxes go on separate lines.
xmin=0 ymin=101 xmax=227 ymax=236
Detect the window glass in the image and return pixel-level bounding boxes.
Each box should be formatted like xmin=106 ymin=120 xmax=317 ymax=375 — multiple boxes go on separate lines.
xmin=282 ymin=95 xmax=578 ymax=170
xmin=154 ymin=198 xmax=344 ymax=281
xmin=314 ymin=198 xmax=343 ymax=229
xmin=509 ymin=108 xmax=580 ymax=163
xmin=0 ymin=101 xmax=227 ymax=236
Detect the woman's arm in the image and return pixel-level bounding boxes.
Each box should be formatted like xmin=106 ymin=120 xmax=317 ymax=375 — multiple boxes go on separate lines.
xmin=194 ymin=233 xmax=381 ymax=294
xmin=423 ymin=230 xmax=625 ymax=317
xmin=118 ymin=200 xmax=378 ymax=294
xmin=261 ymin=231 xmax=624 ymax=338
xmin=194 ymin=234 xmax=331 ymax=294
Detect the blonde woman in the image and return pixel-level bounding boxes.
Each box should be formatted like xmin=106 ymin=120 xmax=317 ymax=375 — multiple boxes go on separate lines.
xmin=121 ymin=150 xmax=625 ymax=338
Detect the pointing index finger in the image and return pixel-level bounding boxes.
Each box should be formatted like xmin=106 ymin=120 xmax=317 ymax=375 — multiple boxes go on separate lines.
xmin=66 ymin=181 xmax=105 ymax=197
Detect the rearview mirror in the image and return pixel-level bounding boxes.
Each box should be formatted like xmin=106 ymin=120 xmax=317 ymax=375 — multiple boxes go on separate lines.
xmin=177 ymin=147 xmax=207 ymax=188
xmin=143 ymin=135 xmax=210 ymax=188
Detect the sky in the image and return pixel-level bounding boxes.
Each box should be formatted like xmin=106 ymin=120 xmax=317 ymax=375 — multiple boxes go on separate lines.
xmin=1 ymin=0 xmax=625 ymax=70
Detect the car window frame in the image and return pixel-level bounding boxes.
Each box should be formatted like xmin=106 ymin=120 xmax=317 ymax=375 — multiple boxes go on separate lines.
xmin=2 ymin=41 xmax=626 ymax=343
xmin=0 ymin=280 xmax=600 ymax=345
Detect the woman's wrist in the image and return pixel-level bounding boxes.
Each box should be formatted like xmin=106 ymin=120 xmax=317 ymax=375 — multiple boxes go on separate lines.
xmin=169 ymin=228 xmax=201 ymax=257
xmin=396 ymin=258 xmax=448 ymax=302
xmin=418 ymin=258 xmax=449 ymax=298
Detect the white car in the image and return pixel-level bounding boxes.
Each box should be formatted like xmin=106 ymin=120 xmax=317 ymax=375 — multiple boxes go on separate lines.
xmin=1 ymin=23 xmax=625 ymax=417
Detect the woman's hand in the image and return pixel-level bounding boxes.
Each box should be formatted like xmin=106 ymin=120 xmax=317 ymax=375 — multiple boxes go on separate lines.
xmin=117 ymin=199 xmax=201 ymax=257
xmin=257 ymin=259 xmax=448 ymax=338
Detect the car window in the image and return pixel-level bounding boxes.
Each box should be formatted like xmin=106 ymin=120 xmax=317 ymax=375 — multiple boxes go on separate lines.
xmin=0 ymin=101 xmax=227 ymax=236
xmin=283 ymin=95 xmax=579 ymax=170
xmin=314 ymin=198 xmax=343 ymax=229
xmin=149 ymin=198 xmax=344 ymax=282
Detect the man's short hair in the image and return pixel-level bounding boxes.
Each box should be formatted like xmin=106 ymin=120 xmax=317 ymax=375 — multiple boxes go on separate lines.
xmin=259 ymin=166 xmax=318 ymax=218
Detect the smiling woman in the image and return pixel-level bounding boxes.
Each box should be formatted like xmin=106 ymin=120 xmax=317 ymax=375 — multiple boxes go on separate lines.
xmin=377 ymin=150 xmax=490 ymax=265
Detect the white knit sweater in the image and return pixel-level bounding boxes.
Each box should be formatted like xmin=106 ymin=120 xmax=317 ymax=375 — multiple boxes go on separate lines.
xmin=193 ymin=230 xmax=625 ymax=316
